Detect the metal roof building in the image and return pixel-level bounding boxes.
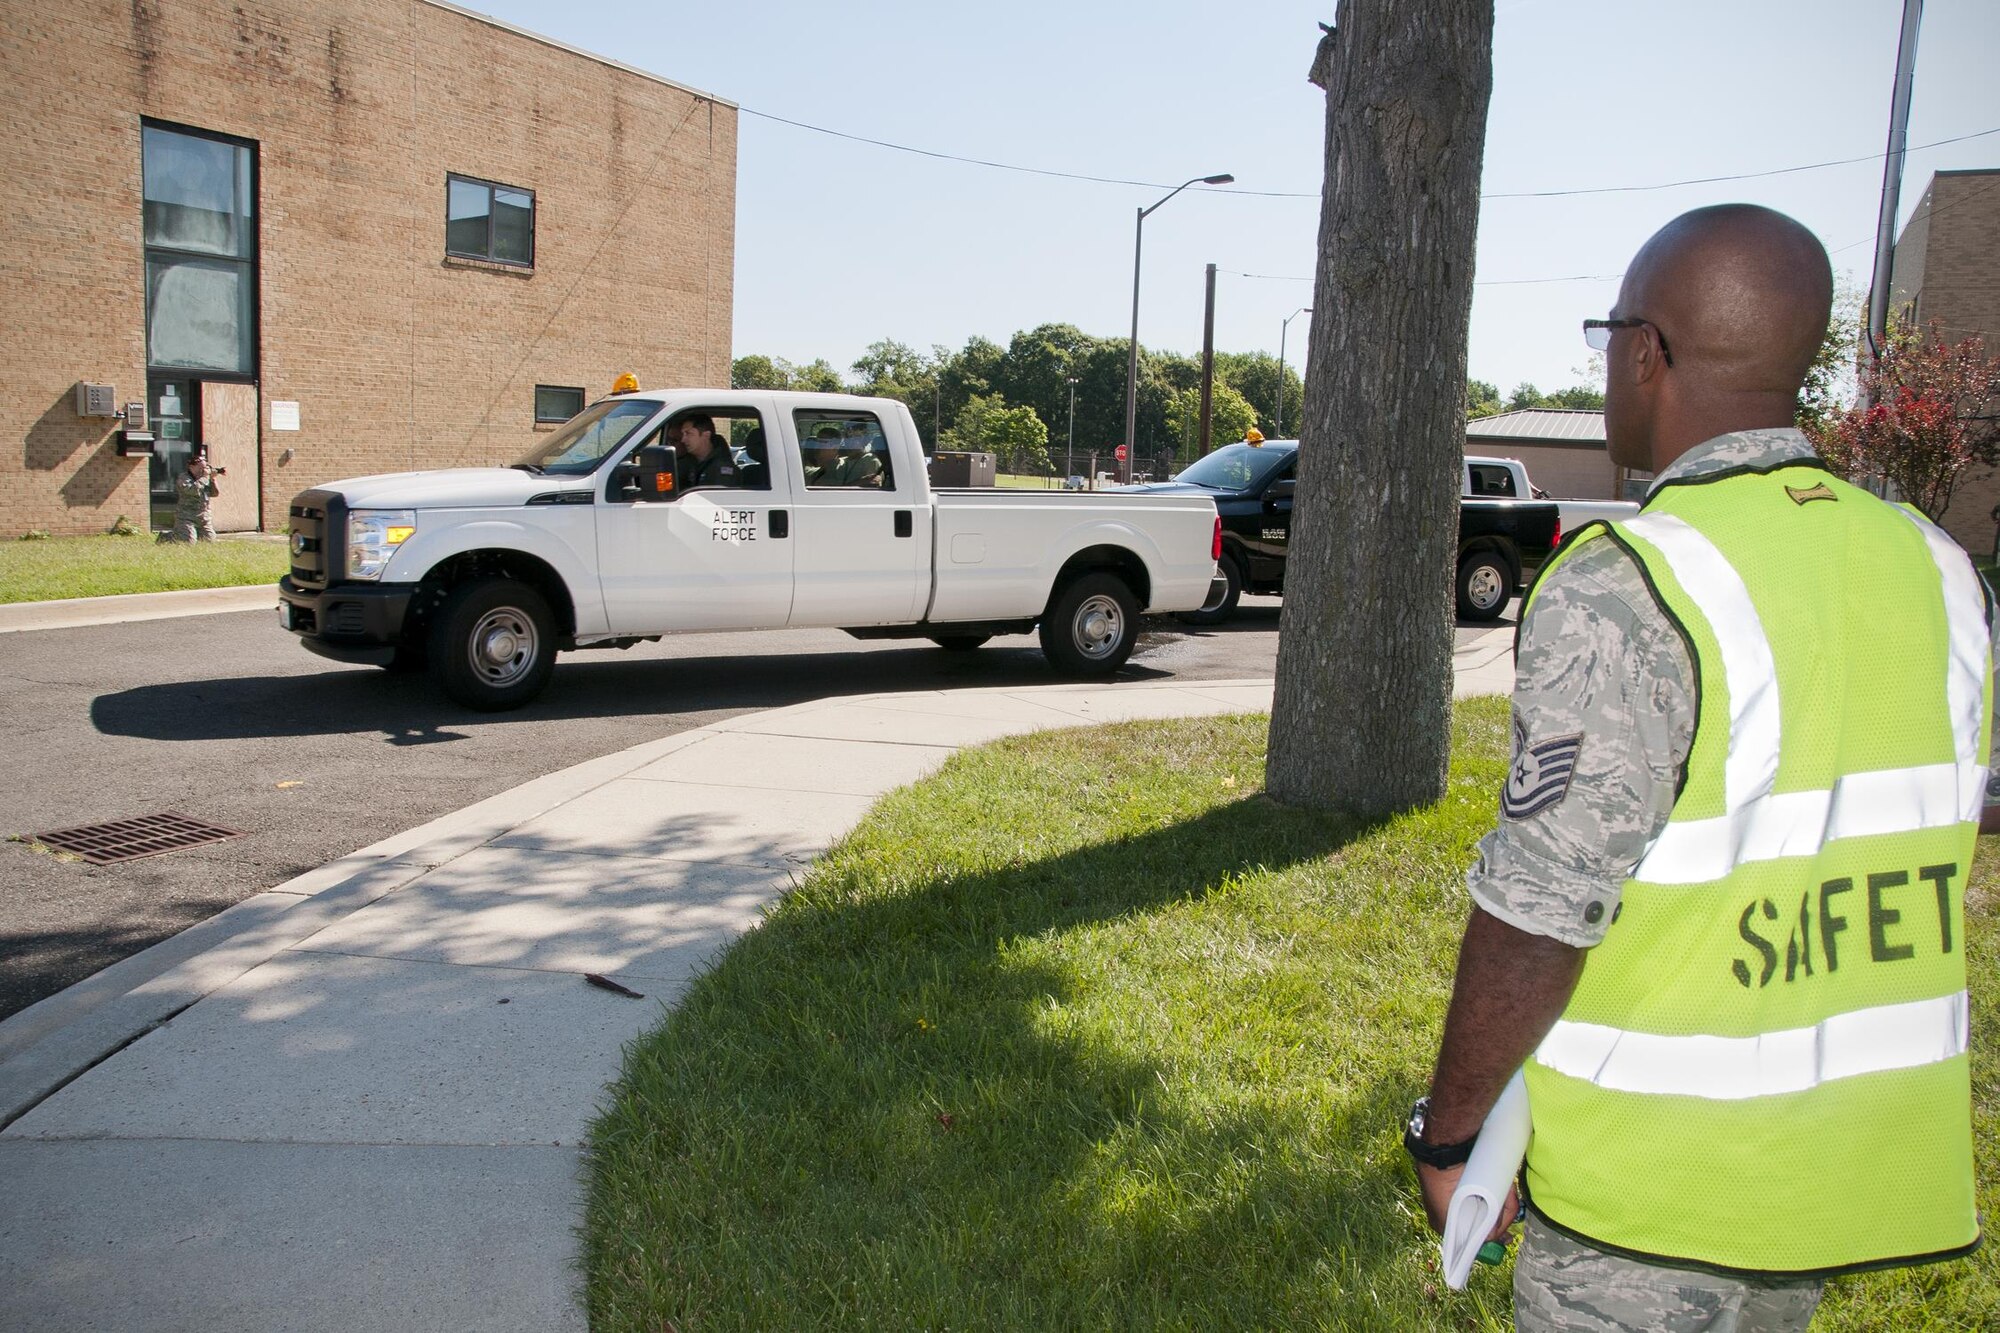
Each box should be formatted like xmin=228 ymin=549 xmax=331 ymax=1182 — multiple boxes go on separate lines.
xmin=1463 ymin=408 xmax=1649 ymax=501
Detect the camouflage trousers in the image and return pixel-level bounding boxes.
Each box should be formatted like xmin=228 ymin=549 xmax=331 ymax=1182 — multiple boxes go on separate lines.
xmin=1514 ymin=1217 xmax=1824 ymax=1332
xmin=162 ymin=510 xmax=216 ymax=543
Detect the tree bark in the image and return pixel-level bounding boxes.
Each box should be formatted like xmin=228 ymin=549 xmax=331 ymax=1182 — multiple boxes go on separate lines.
xmin=1266 ymin=1 xmax=1495 ymax=815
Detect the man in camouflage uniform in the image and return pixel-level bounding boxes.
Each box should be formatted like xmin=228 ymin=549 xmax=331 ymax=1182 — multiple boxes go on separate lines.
xmin=1408 ymin=205 xmax=1997 ymax=1331
xmin=164 ymin=446 xmax=220 ymax=543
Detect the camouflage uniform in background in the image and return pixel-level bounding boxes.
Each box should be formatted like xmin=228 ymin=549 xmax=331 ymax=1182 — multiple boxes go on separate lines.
xmin=1467 ymin=427 xmax=2000 ymax=1332
xmin=164 ymin=464 xmax=219 ymax=543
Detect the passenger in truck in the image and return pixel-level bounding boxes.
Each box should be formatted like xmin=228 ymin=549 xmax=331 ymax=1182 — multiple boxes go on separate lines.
xmin=804 ymin=427 xmax=842 ymax=484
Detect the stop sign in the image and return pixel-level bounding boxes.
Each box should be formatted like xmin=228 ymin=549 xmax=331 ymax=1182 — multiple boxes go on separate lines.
xmin=1113 ymin=444 xmax=1129 ymax=462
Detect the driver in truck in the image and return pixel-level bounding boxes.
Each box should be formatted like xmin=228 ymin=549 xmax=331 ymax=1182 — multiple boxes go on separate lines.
xmin=674 ymin=414 xmax=742 ymax=490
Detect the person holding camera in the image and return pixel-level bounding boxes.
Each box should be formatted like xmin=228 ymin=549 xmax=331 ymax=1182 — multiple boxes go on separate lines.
xmin=163 ymin=443 xmax=222 ymax=543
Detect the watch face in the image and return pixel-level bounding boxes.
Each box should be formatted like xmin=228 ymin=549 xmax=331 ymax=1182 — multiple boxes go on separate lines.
xmin=1407 ymin=1096 xmax=1430 ymax=1139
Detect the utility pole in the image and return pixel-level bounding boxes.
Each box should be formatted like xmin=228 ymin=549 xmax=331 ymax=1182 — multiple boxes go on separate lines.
xmin=1198 ymin=263 xmax=1218 ymax=456
xmin=1866 ymin=0 xmax=1924 ymax=377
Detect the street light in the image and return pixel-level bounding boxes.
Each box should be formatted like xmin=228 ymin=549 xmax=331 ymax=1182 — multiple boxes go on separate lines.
xmin=1124 ymin=172 xmax=1234 ymax=477
xmin=1065 ymin=374 xmax=1079 ymax=481
xmin=1276 ymin=306 xmax=1312 ymax=437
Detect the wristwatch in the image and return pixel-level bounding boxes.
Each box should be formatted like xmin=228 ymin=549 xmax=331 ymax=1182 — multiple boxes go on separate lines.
xmin=1403 ymin=1095 xmax=1478 ymax=1169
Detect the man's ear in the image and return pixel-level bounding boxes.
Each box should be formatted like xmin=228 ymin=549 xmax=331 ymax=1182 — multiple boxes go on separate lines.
xmin=1630 ymin=324 xmax=1669 ymax=385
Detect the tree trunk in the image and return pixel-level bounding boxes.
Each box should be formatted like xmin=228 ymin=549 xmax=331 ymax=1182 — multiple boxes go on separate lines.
xmin=1266 ymin=1 xmax=1494 ymax=816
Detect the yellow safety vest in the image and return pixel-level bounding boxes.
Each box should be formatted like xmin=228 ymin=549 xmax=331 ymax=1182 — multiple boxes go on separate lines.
xmin=1522 ymin=462 xmax=1990 ymax=1275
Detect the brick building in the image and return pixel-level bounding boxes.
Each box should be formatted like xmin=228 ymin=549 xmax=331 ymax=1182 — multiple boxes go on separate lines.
xmin=1 ymin=0 xmax=735 ymax=538
xmin=1887 ymin=168 xmax=2000 ymax=557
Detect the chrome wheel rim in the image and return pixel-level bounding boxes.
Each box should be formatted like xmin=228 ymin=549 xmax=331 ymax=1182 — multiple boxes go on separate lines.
xmin=1467 ymin=565 xmax=1504 ymax=610
xmin=468 ymin=607 xmax=537 ymax=686
xmin=1072 ymin=594 xmax=1125 ymax=660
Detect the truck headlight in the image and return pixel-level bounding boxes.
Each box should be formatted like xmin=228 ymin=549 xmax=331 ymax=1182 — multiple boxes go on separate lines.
xmin=346 ymin=510 xmax=417 ymax=581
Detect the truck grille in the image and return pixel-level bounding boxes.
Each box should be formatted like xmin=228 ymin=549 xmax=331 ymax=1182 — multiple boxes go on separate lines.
xmin=288 ymin=491 xmax=344 ymax=590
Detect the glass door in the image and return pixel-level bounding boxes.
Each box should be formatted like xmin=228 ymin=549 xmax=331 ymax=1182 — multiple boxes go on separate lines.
xmin=147 ymin=376 xmax=197 ymax=533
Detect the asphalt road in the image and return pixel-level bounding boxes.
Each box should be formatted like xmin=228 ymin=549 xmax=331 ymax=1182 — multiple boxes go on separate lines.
xmin=0 ymin=593 xmax=1512 ymax=1021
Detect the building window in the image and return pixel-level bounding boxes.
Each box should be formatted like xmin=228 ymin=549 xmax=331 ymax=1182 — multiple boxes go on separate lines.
xmin=535 ymin=385 xmax=585 ymax=423
xmin=447 ymin=174 xmax=534 ymax=266
xmin=142 ymin=123 xmax=256 ymax=374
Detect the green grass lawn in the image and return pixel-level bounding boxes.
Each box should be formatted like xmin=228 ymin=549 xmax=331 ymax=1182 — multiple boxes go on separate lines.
xmin=0 ymin=534 xmax=287 ymax=604
xmin=581 ymin=701 xmax=2000 ymax=1330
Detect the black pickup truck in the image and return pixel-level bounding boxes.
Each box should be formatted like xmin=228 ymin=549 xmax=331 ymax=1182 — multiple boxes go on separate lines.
xmin=1126 ymin=439 xmax=1561 ymax=624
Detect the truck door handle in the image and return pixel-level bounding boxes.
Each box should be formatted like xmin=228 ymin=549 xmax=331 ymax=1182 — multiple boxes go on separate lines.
xmin=770 ymin=510 xmax=789 ymax=539
xmin=894 ymin=510 xmax=912 ymax=538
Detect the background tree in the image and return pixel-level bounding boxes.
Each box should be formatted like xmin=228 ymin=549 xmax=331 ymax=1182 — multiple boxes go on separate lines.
xmin=1540 ymin=384 xmax=1605 ymax=410
xmin=1807 ymin=321 xmax=2000 ymax=523
xmin=1796 ymin=285 xmax=1863 ymax=445
xmin=1165 ymin=382 xmax=1258 ymax=457
xmin=789 ymin=359 xmax=847 ymax=393
xmin=732 ymin=354 xmax=850 ymax=392
xmin=1215 ymin=351 xmax=1307 ymax=437
xmin=1466 ymin=378 xmax=1503 ymax=419
xmin=1485 ymin=379 xmax=1605 ymax=413
xmin=1267 ymin=1 xmax=1495 ymax=816
xmin=851 ymin=339 xmax=943 ymax=439
xmin=946 ymin=393 xmax=1051 ymax=474
xmin=731 ymin=354 xmax=795 ymax=390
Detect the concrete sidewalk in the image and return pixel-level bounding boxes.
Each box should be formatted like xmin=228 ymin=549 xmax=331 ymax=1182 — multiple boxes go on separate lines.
xmin=0 ymin=639 xmax=1514 ymax=1331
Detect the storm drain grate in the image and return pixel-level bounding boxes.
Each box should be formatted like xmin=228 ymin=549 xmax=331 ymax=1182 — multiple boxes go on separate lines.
xmin=30 ymin=812 xmax=247 ymax=865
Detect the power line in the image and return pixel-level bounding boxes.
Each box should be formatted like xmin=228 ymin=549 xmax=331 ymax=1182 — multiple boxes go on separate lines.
xmin=738 ymin=106 xmax=2000 ymax=203
xmin=1223 ymin=269 xmax=1624 ymax=287
xmin=1480 ymin=126 xmax=2000 ymax=200
xmin=1828 ymin=175 xmax=2000 ymax=254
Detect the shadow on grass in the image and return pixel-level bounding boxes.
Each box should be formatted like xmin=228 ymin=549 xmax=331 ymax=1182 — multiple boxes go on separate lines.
xmin=584 ymin=768 xmax=1509 ymax=1330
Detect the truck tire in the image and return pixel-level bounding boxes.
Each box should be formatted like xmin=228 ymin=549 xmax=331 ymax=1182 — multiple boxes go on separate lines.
xmin=1040 ymin=572 xmax=1140 ymax=675
xmin=1456 ymin=551 xmax=1512 ymax=622
xmin=929 ymin=634 xmax=991 ymax=652
xmin=429 ymin=578 xmax=557 ymax=711
xmin=1176 ymin=552 xmax=1243 ymax=626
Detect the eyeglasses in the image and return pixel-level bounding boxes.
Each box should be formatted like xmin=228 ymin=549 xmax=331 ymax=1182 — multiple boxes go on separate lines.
xmin=1583 ymin=317 xmax=1673 ymax=367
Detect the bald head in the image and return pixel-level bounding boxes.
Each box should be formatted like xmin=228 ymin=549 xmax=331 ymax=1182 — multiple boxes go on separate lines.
xmin=1604 ymin=205 xmax=1833 ymax=470
xmin=1624 ymin=204 xmax=1832 ymax=394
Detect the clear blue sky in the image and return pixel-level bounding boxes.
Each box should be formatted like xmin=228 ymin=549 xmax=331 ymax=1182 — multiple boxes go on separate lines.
xmin=467 ymin=0 xmax=1998 ymax=399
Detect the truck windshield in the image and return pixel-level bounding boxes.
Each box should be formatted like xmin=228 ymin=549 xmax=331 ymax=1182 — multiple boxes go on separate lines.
xmin=512 ymin=399 xmax=658 ymax=475
xmin=1174 ymin=443 xmax=1293 ymax=492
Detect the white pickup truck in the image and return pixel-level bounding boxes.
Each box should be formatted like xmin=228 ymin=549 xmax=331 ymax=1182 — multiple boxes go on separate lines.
xmin=1464 ymin=455 xmax=1640 ymax=532
xmin=277 ymin=391 xmax=1221 ymax=709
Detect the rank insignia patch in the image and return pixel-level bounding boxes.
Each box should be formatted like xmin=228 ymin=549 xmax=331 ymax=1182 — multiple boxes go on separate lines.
xmin=1503 ymin=717 xmax=1583 ymax=820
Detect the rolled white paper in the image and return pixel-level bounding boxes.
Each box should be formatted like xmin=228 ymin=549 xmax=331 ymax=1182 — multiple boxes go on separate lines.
xmin=1440 ymin=1068 xmax=1532 ymax=1289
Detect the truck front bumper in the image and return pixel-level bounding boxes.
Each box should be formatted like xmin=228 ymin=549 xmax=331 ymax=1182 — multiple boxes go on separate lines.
xmin=278 ymin=577 xmax=414 ymax=665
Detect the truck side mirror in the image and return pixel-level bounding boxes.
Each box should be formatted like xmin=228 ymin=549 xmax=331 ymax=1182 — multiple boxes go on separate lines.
xmin=617 ymin=444 xmax=679 ymax=499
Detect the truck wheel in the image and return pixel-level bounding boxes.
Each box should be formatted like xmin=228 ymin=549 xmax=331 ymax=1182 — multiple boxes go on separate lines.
xmin=1040 ymin=572 xmax=1140 ymax=675
xmin=1177 ymin=553 xmax=1243 ymax=626
xmin=1456 ymin=552 xmax=1511 ymax=622
xmin=429 ymin=578 xmax=556 ymax=710
xmin=929 ymin=634 xmax=991 ymax=652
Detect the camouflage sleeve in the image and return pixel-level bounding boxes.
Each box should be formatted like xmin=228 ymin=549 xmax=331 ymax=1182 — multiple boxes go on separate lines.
xmin=1986 ymin=578 xmax=1999 ymax=806
xmin=1466 ymin=539 xmax=1696 ymax=947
